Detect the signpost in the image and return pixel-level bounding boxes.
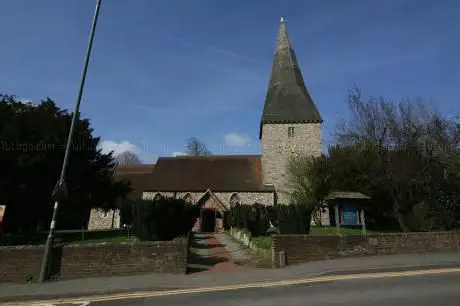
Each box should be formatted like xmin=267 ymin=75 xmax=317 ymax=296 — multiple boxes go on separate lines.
xmin=38 ymin=0 xmax=103 ymax=283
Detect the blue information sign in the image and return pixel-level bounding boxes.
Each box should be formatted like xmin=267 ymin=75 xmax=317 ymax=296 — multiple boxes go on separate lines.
xmin=341 ymin=203 xmax=358 ymax=225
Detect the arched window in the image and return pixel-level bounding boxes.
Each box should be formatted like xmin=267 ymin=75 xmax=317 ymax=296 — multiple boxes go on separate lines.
xmin=183 ymin=193 xmax=193 ymax=204
xmin=153 ymin=193 xmax=161 ymax=201
xmin=229 ymin=193 xmax=240 ymax=207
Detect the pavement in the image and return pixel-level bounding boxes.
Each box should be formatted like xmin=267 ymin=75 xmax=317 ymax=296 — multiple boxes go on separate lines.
xmin=0 ymin=232 xmax=460 ymax=304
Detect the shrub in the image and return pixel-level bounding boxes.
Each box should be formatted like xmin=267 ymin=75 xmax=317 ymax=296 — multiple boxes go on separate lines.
xmin=126 ymin=196 xmax=200 ymax=241
xmin=230 ymin=203 xmax=312 ymax=236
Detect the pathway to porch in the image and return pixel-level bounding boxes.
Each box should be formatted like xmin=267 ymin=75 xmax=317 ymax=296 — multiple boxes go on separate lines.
xmin=188 ymin=232 xmax=252 ymax=273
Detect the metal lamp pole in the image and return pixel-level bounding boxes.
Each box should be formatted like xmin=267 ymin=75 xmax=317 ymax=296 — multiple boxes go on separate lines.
xmin=39 ymin=0 xmax=103 ymax=282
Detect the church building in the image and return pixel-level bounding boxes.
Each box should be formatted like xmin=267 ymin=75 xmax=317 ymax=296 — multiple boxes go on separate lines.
xmin=88 ymin=17 xmax=330 ymax=231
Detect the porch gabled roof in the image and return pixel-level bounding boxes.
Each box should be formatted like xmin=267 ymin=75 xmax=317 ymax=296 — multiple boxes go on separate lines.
xmin=196 ymin=189 xmax=228 ymax=211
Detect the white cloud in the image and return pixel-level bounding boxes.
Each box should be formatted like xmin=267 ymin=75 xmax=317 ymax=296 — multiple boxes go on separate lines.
xmin=224 ymin=133 xmax=251 ymax=148
xmin=173 ymin=151 xmax=188 ymax=157
xmin=18 ymin=98 xmax=33 ymax=104
xmin=100 ymin=140 xmax=159 ymax=163
xmin=100 ymin=140 xmax=141 ymax=156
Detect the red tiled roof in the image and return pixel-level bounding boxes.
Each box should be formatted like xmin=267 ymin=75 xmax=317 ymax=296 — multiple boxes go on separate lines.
xmin=145 ymin=155 xmax=272 ymax=192
xmin=113 ymin=164 xmax=155 ymax=200
xmin=114 ymin=164 xmax=155 ymax=174
xmin=113 ymin=156 xmax=274 ymax=198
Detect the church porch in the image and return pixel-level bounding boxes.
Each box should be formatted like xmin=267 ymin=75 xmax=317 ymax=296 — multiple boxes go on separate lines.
xmin=195 ymin=189 xmax=229 ymax=233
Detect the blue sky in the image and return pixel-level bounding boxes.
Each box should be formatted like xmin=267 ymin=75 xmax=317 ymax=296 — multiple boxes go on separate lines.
xmin=1 ymin=0 xmax=459 ymax=162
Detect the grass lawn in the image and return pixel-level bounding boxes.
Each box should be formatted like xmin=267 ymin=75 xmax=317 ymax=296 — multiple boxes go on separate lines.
xmin=251 ymin=236 xmax=272 ymax=249
xmin=0 ymin=229 xmax=138 ymax=246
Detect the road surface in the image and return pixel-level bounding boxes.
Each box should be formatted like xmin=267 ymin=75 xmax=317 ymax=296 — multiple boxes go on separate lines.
xmin=27 ymin=269 xmax=460 ymax=306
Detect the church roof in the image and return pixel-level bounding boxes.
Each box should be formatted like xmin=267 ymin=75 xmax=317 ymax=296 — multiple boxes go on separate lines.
xmin=113 ymin=156 xmax=273 ymax=197
xmin=115 ymin=164 xmax=156 ymax=174
xmin=114 ymin=164 xmax=156 ymax=200
xmin=144 ymin=155 xmax=272 ymax=192
xmin=260 ymin=17 xmax=322 ymax=138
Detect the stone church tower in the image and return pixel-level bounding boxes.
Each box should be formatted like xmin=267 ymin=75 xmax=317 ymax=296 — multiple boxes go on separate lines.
xmin=260 ymin=17 xmax=323 ymax=204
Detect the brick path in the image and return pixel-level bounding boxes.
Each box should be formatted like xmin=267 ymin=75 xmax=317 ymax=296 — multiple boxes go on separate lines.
xmin=189 ymin=232 xmax=249 ymax=273
xmin=204 ymin=234 xmax=248 ymax=273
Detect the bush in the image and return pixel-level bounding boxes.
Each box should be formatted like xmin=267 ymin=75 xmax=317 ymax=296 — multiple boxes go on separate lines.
xmin=126 ymin=196 xmax=200 ymax=241
xmin=230 ymin=203 xmax=312 ymax=236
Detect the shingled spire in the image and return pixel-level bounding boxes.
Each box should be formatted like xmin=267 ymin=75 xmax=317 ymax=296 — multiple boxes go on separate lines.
xmin=260 ymin=17 xmax=322 ymax=138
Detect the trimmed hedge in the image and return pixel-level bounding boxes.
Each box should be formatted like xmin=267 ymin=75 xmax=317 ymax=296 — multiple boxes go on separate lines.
xmin=122 ymin=196 xmax=200 ymax=241
xmin=229 ymin=203 xmax=312 ymax=236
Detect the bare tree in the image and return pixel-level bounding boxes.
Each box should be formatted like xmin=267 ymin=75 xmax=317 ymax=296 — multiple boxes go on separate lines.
xmin=335 ymin=86 xmax=460 ymax=231
xmin=115 ymin=151 xmax=141 ymax=165
xmin=186 ymin=137 xmax=211 ymax=156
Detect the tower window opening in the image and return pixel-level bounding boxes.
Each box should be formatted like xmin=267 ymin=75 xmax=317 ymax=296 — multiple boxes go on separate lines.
xmin=288 ymin=127 xmax=295 ymax=138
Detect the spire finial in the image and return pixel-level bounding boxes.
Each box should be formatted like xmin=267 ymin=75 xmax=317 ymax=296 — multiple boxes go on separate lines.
xmin=276 ymin=16 xmax=290 ymax=51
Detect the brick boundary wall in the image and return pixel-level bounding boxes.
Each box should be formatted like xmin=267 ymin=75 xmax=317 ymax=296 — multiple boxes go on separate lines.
xmin=271 ymin=231 xmax=460 ymax=268
xmin=0 ymin=238 xmax=188 ymax=283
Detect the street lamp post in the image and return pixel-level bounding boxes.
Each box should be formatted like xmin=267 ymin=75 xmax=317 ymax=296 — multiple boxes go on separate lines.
xmin=39 ymin=0 xmax=103 ymax=282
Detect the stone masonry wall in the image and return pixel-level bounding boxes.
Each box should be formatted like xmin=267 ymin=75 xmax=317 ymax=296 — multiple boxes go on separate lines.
xmin=0 ymin=239 xmax=188 ymax=283
xmin=88 ymin=209 xmax=120 ymax=230
xmin=271 ymin=231 xmax=460 ymax=267
xmin=143 ymin=191 xmax=275 ymax=207
xmin=261 ymin=123 xmax=322 ymax=204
